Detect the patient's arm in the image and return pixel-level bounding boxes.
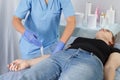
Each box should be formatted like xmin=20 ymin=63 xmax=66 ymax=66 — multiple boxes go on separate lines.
xmin=104 ymin=52 xmax=120 ymax=80
xmin=8 ymin=54 xmax=50 ymax=71
xmin=28 ymin=54 xmax=50 ymax=66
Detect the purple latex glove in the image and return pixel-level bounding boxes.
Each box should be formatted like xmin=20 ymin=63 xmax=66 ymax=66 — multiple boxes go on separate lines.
xmin=52 ymin=41 xmax=65 ymax=54
xmin=23 ymin=29 xmax=41 ymax=47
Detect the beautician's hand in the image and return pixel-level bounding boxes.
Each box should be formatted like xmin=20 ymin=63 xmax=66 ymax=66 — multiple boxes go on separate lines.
xmin=23 ymin=29 xmax=41 ymax=47
xmin=8 ymin=59 xmax=30 ymax=71
xmin=52 ymin=41 xmax=65 ymax=54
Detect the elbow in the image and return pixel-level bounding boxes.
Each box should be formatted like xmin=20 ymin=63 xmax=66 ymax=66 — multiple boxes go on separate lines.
xmin=104 ymin=64 xmax=116 ymax=72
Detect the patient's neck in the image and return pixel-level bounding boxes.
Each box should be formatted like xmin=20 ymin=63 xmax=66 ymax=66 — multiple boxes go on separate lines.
xmin=95 ymin=37 xmax=109 ymax=45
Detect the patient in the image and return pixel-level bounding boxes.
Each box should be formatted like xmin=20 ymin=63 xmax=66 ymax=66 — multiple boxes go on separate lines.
xmin=0 ymin=29 xmax=120 ymax=80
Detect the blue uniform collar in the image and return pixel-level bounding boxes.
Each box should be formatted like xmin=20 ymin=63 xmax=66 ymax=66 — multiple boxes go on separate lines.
xmin=40 ymin=0 xmax=54 ymax=10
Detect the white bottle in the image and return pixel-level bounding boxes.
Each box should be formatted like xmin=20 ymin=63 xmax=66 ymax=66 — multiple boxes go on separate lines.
xmin=106 ymin=7 xmax=115 ymax=25
xmin=85 ymin=2 xmax=92 ymax=15
xmin=84 ymin=2 xmax=92 ymax=26
xmin=87 ymin=14 xmax=97 ymax=28
xmin=100 ymin=12 xmax=106 ymax=27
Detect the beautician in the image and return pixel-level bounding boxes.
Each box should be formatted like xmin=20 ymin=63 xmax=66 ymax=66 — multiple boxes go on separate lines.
xmin=12 ymin=0 xmax=76 ymax=59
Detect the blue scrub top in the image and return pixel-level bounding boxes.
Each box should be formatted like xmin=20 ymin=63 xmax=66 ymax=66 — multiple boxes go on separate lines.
xmin=15 ymin=0 xmax=75 ymax=47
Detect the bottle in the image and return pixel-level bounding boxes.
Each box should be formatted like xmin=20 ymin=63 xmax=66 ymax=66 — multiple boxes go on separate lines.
xmin=83 ymin=2 xmax=92 ymax=26
xmin=85 ymin=2 xmax=92 ymax=15
xmin=100 ymin=12 xmax=106 ymax=27
xmin=95 ymin=8 xmax=99 ymax=22
xmin=106 ymin=6 xmax=115 ymax=25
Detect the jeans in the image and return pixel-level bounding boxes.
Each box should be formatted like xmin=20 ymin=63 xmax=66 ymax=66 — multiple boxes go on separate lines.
xmin=2 ymin=49 xmax=120 ymax=80
xmin=18 ymin=48 xmax=103 ymax=80
xmin=115 ymin=67 xmax=120 ymax=80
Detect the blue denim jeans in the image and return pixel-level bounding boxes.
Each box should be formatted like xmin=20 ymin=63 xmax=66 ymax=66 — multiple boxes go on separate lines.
xmin=115 ymin=67 xmax=120 ymax=80
xmin=2 ymin=49 xmax=120 ymax=80
xmin=17 ymin=48 xmax=103 ymax=80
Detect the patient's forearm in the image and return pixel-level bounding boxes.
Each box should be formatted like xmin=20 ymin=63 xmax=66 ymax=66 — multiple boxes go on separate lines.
xmin=104 ymin=67 xmax=116 ymax=80
xmin=104 ymin=52 xmax=120 ymax=80
xmin=27 ymin=54 xmax=50 ymax=66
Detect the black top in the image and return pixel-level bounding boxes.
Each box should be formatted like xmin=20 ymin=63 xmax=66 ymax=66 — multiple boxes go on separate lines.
xmin=68 ymin=37 xmax=120 ymax=65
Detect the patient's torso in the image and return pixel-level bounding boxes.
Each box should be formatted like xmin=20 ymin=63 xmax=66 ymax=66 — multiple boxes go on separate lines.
xmin=69 ymin=37 xmax=120 ymax=65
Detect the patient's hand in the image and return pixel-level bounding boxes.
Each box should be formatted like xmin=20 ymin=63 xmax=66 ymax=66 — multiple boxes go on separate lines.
xmin=8 ymin=59 xmax=30 ymax=71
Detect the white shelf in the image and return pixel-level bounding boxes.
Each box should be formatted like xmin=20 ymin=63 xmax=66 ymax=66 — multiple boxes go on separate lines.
xmin=60 ymin=21 xmax=100 ymax=31
xmin=60 ymin=21 xmax=120 ymax=36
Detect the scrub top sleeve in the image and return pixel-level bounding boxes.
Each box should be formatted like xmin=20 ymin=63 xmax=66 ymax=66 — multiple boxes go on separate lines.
xmin=60 ymin=0 xmax=75 ymax=18
xmin=15 ymin=0 xmax=31 ymax=19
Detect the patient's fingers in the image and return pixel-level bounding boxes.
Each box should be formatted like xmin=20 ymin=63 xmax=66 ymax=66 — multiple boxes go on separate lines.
xmin=13 ymin=63 xmax=19 ymax=71
xmin=8 ymin=59 xmax=28 ymax=71
xmin=14 ymin=64 xmax=19 ymax=71
xmin=8 ymin=60 xmax=18 ymax=70
xmin=9 ymin=63 xmax=14 ymax=71
xmin=9 ymin=62 xmax=18 ymax=71
xmin=17 ymin=65 xmax=22 ymax=71
xmin=12 ymin=63 xmax=17 ymax=71
xmin=7 ymin=64 xmax=10 ymax=68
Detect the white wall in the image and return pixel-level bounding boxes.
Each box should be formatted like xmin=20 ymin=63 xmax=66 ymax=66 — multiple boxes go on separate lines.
xmin=71 ymin=0 xmax=120 ymax=23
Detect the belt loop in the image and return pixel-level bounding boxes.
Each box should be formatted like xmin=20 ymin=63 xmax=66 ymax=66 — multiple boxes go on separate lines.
xmin=91 ymin=52 xmax=94 ymax=56
xmin=78 ymin=48 xmax=82 ymax=51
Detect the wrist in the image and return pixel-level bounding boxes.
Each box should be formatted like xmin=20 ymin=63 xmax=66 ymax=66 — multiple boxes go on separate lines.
xmin=25 ymin=60 xmax=32 ymax=67
xmin=52 ymin=41 xmax=65 ymax=54
xmin=58 ymin=41 xmax=65 ymax=48
xmin=21 ymin=29 xmax=25 ymax=35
